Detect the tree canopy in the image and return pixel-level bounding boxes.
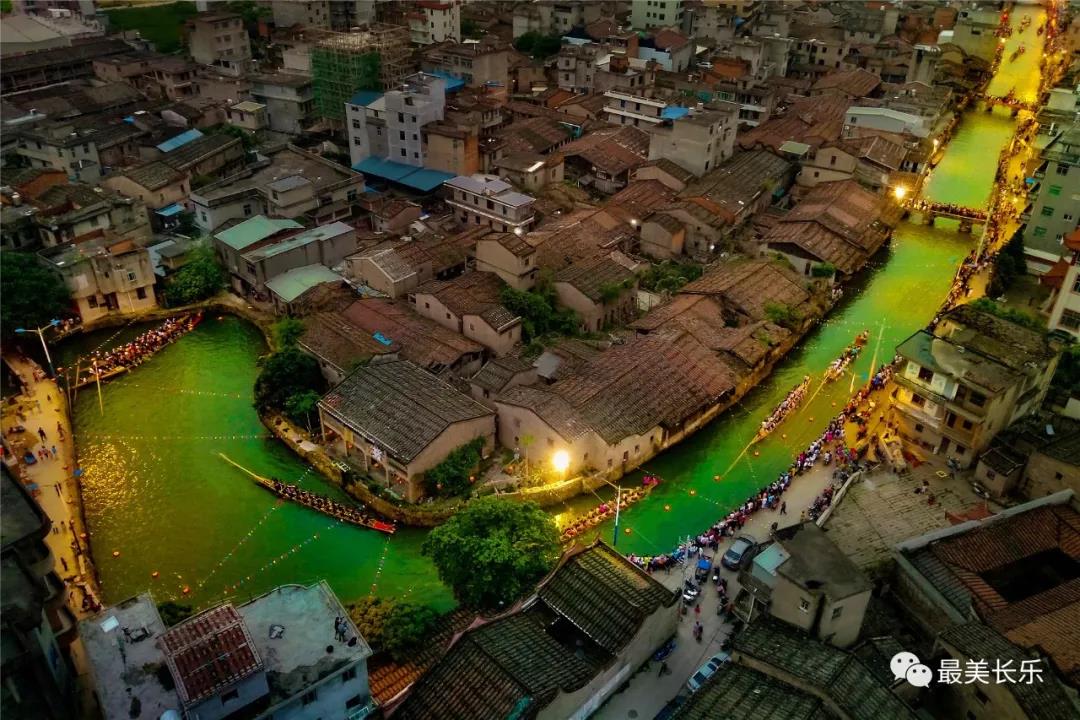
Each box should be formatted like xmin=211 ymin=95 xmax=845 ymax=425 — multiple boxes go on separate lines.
xmin=422 ymin=496 xmax=559 ymax=609
xmin=987 ymin=231 xmax=1028 ymax=298
xmin=424 ymin=438 xmax=483 ymax=497
xmin=500 ymin=278 xmax=579 ymax=342
xmin=253 ymin=347 xmax=324 ymax=412
xmin=271 ymin=317 xmax=305 ymax=348
xmin=514 ymin=32 xmax=563 ymax=59
xmin=348 ymin=596 xmax=441 ymax=661
xmin=163 ymin=245 xmax=225 ymax=306
xmin=638 ymin=260 xmax=703 ymax=294
xmin=0 ymin=252 xmax=70 ymax=338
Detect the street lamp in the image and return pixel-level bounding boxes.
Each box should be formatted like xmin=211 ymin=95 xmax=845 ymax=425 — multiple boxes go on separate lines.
xmin=551 ymin=450 xmax=570 ymax=474
xmin=14 ymin=319 xmax=60 ymax=377
xmin=892 ymin=186 xmax=908 ymax=201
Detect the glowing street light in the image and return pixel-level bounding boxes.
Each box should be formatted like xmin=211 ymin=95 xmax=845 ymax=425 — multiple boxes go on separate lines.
xmin=551 ymin=449 xmax=570 ymax=474
xmin=893 ymin=186 xmax=908 ymax=201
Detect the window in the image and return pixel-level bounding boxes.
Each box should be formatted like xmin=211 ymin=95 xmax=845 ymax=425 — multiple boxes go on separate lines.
xmin=1056 ymin=163 xmax=1069 ymax=176
xmin=346 ymin=694 xmax=365 ymax=709
xmin=343 ymin=667 xmax=357 ymax=682
xmin=799 ymin=598 xmax=811 ymax=612
xmin=352 ymin=119 xmax=361 ymax=129
xmin=302 ymin=690 xmax=317 ymax=706
xmin=136 ymin=287 xmax=147 ymax=300
xmin=221 ymin=689 xmax=239 ymax=705
xmin=1041 ymin=205 xmax=1055 ymax=217
xmin=242 ymin=203 xmax=252 ymax=216
xmin=399 ymin=131 xmax=406 ymax=140
xmin=1048 ymin=184 xmax=1062 ymax=196
xmin=1060 ymin=309 xmax=1080 ymax=330
xmin=127 ymin=271 xmax=137 ymax=282
xmin=962 ymin=419 xmax=974 ymax=430
xmin=398 ymin=112 xmax=404 ymax=122
xmin=969 ymin=391 xmax=987 ymax=407
xmin=915 ymin=423 xmax=925 ymax=433
xmin=831 ymin=605 xmax=843 ymax=620
xmin=910 ymin=393 xmax=926 ymax=408
xmin=917 ymin=366 xmax=933 ymax=382
xmin=400 ymin=149 xmax=407 ymax=157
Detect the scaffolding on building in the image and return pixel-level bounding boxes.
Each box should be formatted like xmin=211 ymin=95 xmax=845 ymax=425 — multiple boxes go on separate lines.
xmin=311 ymin=23 xmax=413 ymax=122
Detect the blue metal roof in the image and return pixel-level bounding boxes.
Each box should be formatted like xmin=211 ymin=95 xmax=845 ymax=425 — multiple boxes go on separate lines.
xmin=426 ymin=70 xmax=465 ymax=93
xmin=661 ymin=106 xmax=690 ymax=120
xmin=155 ymin=203 xmax=185 ymax=217
xmin=351 ymin=157 xmax=454 ymax=193
xmin=349 ymin=90 xmax=384 ymax=107
xmin=156 ymin=129 xmax=204 ymax=154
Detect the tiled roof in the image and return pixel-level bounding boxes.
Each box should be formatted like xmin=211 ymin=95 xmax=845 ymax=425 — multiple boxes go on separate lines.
xmin=497 ymin=385 xmax=593 ymax=441
xmin=123 ymin=161 xmax=186 ymax=191
xmin=501 ymin=116 xmax=573 ymax=155
xmin=671 ymin=663 xmax=827 ymax=720
xmin=812 ymin=67 xmax=881 ymax=98
xmin=368 ymin=608 xmax=474 ymax=706
xmin=414 ymin=272 xmax=520 ymax=330
xmin=561 ymin=125 xmax=650 ymax=176
xmin=939 ymin=623 xmax=1078 ymax=720
xmin=839 ymin=135 xmax=907 ymax=171
xmin=319 ymin=360 xmax=492 ymax=464
xmin=161 ymin=133 xmax=242 ymax=172
xmin=471 ymin=356 xmax=534 ymax=393
xmin=904 ymin=503 xmax=1080 ymax=686
xmin=763 ymin=180 xmax=896 ymax=273
xmin=606 ymin=179 xmax=676 ymax=216
xmin=341 ymin=299 xmax=483 ymax=372
xmin=554 ymin=255 xmax=635 ymax=303
xmin=637 ymin=157 xmax=696 ymax=184
xmin=479 ymin=231 xmax=534 ymax=258
xmin=651 ymin=28 xmax=690 ymax=51
xmin=733 ymin=618 xmax=918 ymax=720
xmin=299 ymin=312 xmax=399 ymax=371
xmin=739 ymin=94 xmax=851 ymax=152
xmin=681 ymin=259 xmax=811 ymax=321
xmin=537 ymin=542 xmax=678 ymax=653
xmin=680 ymin=150 xmax=794 ymax=219
xmin=159 ymin=605 xmax=261 ymax=707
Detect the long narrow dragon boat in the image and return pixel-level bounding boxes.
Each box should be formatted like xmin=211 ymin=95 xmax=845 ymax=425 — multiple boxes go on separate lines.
xmin=753 ymin=376 xmax=811 ymax=443
xmin=823 ymin=330 xmax=869 ymax=382
xmin=70 ymin=312 xmax=203 ymax=389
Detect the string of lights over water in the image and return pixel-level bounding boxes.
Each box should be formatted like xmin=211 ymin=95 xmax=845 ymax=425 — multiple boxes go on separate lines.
xmin=69 ymin=6 xmax=1043 ymax=610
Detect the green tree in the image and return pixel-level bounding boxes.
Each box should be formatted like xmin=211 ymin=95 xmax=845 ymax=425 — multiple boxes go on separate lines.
xmin=157 ymin=601 xmax=193 ymax=627
xmin=347 ymin=597 xmax=441 ymax=661
xmin=424 ymin=438 xmax=483 ymax=496
xmin=500 ymin=283 xmax=579 ymax=342
xmin=163 ymin=245 xmax=225 ymax=306
xmin=811 ymin=262 xmax=836 ymax=278
xmin=639 ymin=261 xmax=703 ymax=294
xmin=514 ymin=31 xmax=562 ymax=59
xmin=253 ymin=347 xmax=323 ymax=412
xmin=967 ymin=298 xmax=1045 ymax=331
xmin=764 ymin=302 xmax=801 ymax=329
xmin=348 ymin=596 xmax=395 ymax=648
xmin=284 ymin=389 xmax=321 ymax=432
xmin=176 ymin=210 xmax=198 ymax=236
xmin=272 ymin=317 xmax=305 ymax=348
xmin=422 ymin=496 xmax=559 ymax=609
xmin=1052 ymin=343 xmax=1080 ymax=394
xmin=987 ymin=231 xmax=1028 ymax=298
xmin=461 ymin=18 xmax=481 ymax=38
xmin=0 ymin=252 xmax=70 ymax=339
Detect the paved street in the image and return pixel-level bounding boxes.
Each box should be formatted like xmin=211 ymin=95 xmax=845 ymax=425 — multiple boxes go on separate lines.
xmin=596 ymin=460 xmax=837 ymax=720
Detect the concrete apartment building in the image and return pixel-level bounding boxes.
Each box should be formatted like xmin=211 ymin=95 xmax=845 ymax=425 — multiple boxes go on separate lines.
xmin=444 ymin=174 xmax=537 ymax=232
xmin=249 ymin=72 xmax=315 ymax=135
xmin=81 ymin=582 xmax=373 ymax=720
xmin=1042 ymin=229 xmax=1080 ymax=338
xmin=474 ymin=231 xmax=539 ymax=290
xmin=889 ymin=305 xmax=1061 ymax=468
xmin=346 ymin=73 xmax=447 ymax=167
xmin=648 ymin=103 xmax=738 ymax=177
xmin=734 ymin=522 xmax=872 ymax=649
xmin=318 ymin=360 xmax=495 ymax=502
xmin=512 ymin=0 xmax=602 ymax=38
xmin=1 ymin=467 xmax=75 ymax=720
xmin=40 ymin=235 xmax=158 ymax=322
xmin=1022 ymin=122 xmax=1080 ymax=275
xmin=604 ymin=90 xmax=669 ymax=128
xmin=185 ymin=12 xmax=251 ymax=77
xmin=270 ymin=0 xmax=331 ymax=29
xmin=421 ymin=40 xmax=508 ymax=90
xmin=631 ymin=0 xmax=684 ymax=30
xmin=408 ymin=0 xmax=460 ymax=45
xmin=15 ymin=122 xmax=142 ymax=184
xmin=948 ymin=6 xmax=1000 ymax=63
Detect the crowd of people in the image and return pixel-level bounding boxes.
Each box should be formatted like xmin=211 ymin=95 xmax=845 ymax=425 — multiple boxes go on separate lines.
xmin=268 ymin=478 xmax=394 ymax=534
xmin=756 ymin=376 xmax=810 ymax=440
xmin=71 ymin=313 xmax=202 ymax=383
xmin=824 ymin=332 xmax=867 ymax=382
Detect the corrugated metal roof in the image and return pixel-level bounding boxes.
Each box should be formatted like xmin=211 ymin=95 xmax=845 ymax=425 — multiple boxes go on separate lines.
xmin=266 ymin=264 xmax=342 ymax=303
xmin=353 ymin=157 xmax=455 ymax=192
xmin=156 ymin=128 xmax=204 ymax=154
xmin=214 ymin=215 xmax=303 ymax=251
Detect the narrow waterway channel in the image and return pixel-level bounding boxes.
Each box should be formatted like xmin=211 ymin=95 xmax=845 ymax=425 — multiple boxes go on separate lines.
xmin=70 ymin=6 xmax=1041 ymax=610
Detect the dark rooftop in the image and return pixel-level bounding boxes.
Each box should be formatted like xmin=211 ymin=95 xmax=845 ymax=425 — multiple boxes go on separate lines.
xmin=771 ymin=521 xmax=872 ymax=600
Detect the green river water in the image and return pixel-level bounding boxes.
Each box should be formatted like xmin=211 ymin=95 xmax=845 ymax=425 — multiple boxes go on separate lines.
xmin=69 ymin=7 xmax=1042 ymax=610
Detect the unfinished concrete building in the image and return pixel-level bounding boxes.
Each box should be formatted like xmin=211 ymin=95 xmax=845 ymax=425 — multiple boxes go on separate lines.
xmin=311 ymin=24 xmax=412 ymax=122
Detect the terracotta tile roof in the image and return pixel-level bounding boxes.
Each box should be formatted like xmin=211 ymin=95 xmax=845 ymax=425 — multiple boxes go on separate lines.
xmin=502 ymin=115 xmax=574 ymax=155
xmin=636 ymin=157 xmax=696 ymax=185
xmin=471 ymin=356 xmax=534 ymax=393
xmin=680 ymin=150 xmax=794 ymax=220
xmin=906 ymin=503 xmax=1080 ymax=686
xmin=651 ymin=28 xmax=690 ymax=52
xmin=340 ymin=299 xmax=482 ymax=371
xmin=812 ymin=68 xmax=881 ymax=99
xmin=299 ymin=311 xmax=400 ymax=371
xmin=738 ymin=94 xmax=851 ymax=152
xmin=320 ymin=359 xmax=493 ymax=464
xmin=839 ymin=135 xmax=907 ymax=171
xmin=414 ymin=272 xmax=520 ymax=330
xmin=763 ymin=180 xmax=897 ymax=273
xmin=368 ymin=608 xmax=473 ymax=706
xmin=680 ymin=259 xmax=812 ymax=321
xmin=561 ymin=125 xmax=651 ymax=176
xmin=554 ymin=255 xmax=635 ymax=302
xmin=531 ymin=208 xmax=635 ymax=270
xmin=159 ymin=605 xmax=261 ymax=707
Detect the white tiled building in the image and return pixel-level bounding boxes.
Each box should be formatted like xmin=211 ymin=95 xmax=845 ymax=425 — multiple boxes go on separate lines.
xmin=445 ymin=174 xmax=537 ymax=232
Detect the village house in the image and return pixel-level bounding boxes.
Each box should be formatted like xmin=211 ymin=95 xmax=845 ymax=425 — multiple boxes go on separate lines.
xmin=230 ymin=221 xmax=357 ymax=301
xmin=492 ymin=153 xmax=565 ymax=193
xmin=809 ymin=67 xmax=882 ymax=100
xmin=264 ymin=264 xmax=345 ymax=317
xmin=211 ymin=215 xmax=304 ymax=294
xmin=468 ymin=355 xmax=536 ymax=407
xmin=474 ymin=231 xmax=539 ymax=290
xmin=410 ymin=272 xmax=522 ymax=357
xmin=346 ymin=233 xmax=471 ymax=299
xmin=249 ymin=72 xmax=315 ymax=135
xmin=40 ymin=236 xmax=157 ymax=322
xmin=797 ymin=135 xmax=908 ymax=193
xmin=738 ymin=94 xmax=851 ymax=154
xmin=444 ymin=174 xmax=537 ymax=232
xmin=15 ymin=121 xmax=143 ymax=184
xmin=185 ymin=12 xmax=251 ymax=77
xmin=893 ymin=491 xmax=1080 ymax=706
xmin=81 ymin=582 xmax=373 ymax=720
xmin=560 ymin=124 xmax=651 ymax=195
xmin=631 ymin=158 xmax=696 ymax=193
xmin=408 ymin=0 xmax=461 ymax=45
xmin=763 ymin=179 xmax=900 ymax=277
xmin=889 ymin=304 xmax=1062 ymax=469
xmin=299 ymin=311 xmax=400 ymax=384
xmin=421 ymin=40 xmax=509 ymax=91
xmin=190 ymin=145 xmax=363 ymax=233
xmin=734 ymin=522 xmax=872 ymax=649
xmin=393 ymin=541 xmax=678 ymax=719
xmin=647 ymin=102 xmax=739 ymax=178
xmin=554 ymin=256 xmax=638 ymax=333
xmin=100 ymin=161 xmax=190 ymax=222
xmin=974 ymin=413 xmax=1080 ymax=501
xmin=226 ymin=101 xmax=267 ymax=132
xmin=318 ymin=360 xmax=495 ymax=502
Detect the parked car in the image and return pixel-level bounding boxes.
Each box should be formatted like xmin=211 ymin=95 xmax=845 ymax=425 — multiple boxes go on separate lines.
xmin=721 ymin=535 xmax=756 ymax=570
xmin=686 ymin=651 xmax=731 ymax=692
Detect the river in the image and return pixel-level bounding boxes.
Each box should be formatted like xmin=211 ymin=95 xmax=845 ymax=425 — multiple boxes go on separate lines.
xmin=70 ymin=7 xmax=1041 ymax=610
